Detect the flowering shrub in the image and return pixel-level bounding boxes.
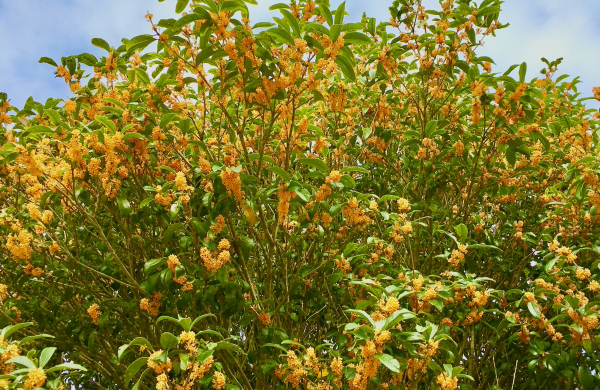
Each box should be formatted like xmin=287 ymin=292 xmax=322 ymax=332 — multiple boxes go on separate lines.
xmin=0 ymin=323 xmax=86 ymax=389
xmin=1 ymin=0 xmax=600 ymax=389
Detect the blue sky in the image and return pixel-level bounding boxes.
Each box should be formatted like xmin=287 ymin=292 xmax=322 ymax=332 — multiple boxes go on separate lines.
xmin=1 ymin=0 xmax=598 ymax=110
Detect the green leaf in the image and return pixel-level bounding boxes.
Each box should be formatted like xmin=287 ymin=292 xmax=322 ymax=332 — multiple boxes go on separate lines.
xmin=174 ymin=13 xmax=204 ymax=29
xmin=116 ymin=195 xmax=131 ymax=216
xmin=91 ymin=38 xmax=111 ymax=52
xmin=123 ymin=132 xmax=146 ymax=140
xmin=1 ymin=322 xmax=33 ymax=339
xmin=578 ymin=365 xmax=596 ymax=390
xmin=129 ymin=337 xmax=154 ymax=352
xmin=266 ymin=27 xmax=295 ymax=45
xmin=466 ymin=28 xmax=476 ymax=45
xmin=519 ymin=62 xmax=527 ymax=83
xmin=318 ymin=4 xmax=333 ymax=26
xmin=196 ymin=47 xmax=219 ymax=65
xmin=330 ymin=24 xmax=342 ymax=41
xmin=467 ymin=244 xmax=501 ymax=252
xmin=374 ymin=353 xmax=400 ymax=373
xmin=78 ymin=52 xmax=98 ymax=66
xmin=157 ymin=165 xmax=176 ymax=173
xmin=253 ymin=22 xmax=275 ymax=29
xmin=267 ymin=166 xmax=290 ymax=181
xmin=45 ymin=363 xmax=87 ymax=373
xmin=126 ymin=34 xmax=156 ymax=52
xmin=160 ymin=332 xmax=179 ymax=350
xmin=527 ymin=301 xmax=541 ymax=319
xmin=144 ymin=258 xmax=165 ymax=274
xmin=506 ymin=147 xmax=516 ymax=166
xmin=297 ymin=158 xmax=329 ymax=173
xmin=135 ymin=68 xmax=151 ymax=84
xmin=335 ymin=55 xmax=356 ymax=81
xmin=191 ymin=313 xmax=217 ymax=329
xmin=261 ymin=343 xmax=288 ymax=352
xmin=454 ymin=224 xmax=468 ymax=242
xmin=6 ymin=356 xmax=36 ymax=369
xmin=430 ymin=298 xmax=444 ymax=312
xmin=176 ymin=0 xmax=190 ymax=13
xmin=215 ymin=341 xmax=246 ymax=354
xmin=269 ymin=3 xmax=289 ymax=10
xmin=39 ymin=347 xmax=57 ymax=369
xmin=132 ymin=368 xmax=150 ymax=390
xmin=343 ymin=32 xmax=371 ymax=45
xmin=478 ymin=6 xmax=501 ymax=16
xmin=197 ymin=330 xmax=224 ymax=339
xmin=118 ymin=344 xmax=130 ymax=361
xmin=334 ymin=2 xmax=346 ymax=25
xmin=39 ymin=57 xmax=57 ymax=67
xmin=339 ymin=175 xmax=356 ymax=188
xmin=280 ymin=9 xmax=300 ymax=36
xmin=345 ymin=309 xmax=376 ymax=327
xmin=45 ymin=109 xmax=61 ymax=125
xmin=26 ymin=125 xmax=53 ymax=133
xmin=425 ymin=120 xmax=438 ymax=137
xmin=19 ymin=334 xmax=54 ymax=346
xmin=94 ymin=115 xmax=116 ymax=132
xmin=125 ymin=357 xmax=149 ymax=384
xmin=383 ymin=309 xmax=416 ymax=330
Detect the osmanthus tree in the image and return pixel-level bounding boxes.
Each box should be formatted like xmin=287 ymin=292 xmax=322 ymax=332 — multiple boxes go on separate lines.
xmin=2 ymin=0 xmax=600 ymax=388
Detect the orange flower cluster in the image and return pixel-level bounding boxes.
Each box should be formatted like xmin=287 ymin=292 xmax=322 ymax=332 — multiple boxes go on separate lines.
xmin=221 ymin=168 xmax=243 ymax=201
xmin=87 ymin=303 xmax=101 ymax=325
xmin=342 ymin=197 xmax=372 ymax=227
xmin=201 ymin=239 xmax=231 ymax=273
xmin=283 ymin=350 xmax=308 ymax=389
xmin=6 ymin=230 xmax=34 ymax=261
xmin=278 ymin=183 xmax=296 ymax=225
xmin=24 ymin=262 xmax=43 ymax=277
xmin=183 ymin=355 xmax=215 ymax=388
xmin=140 ymin=292 xmax=162 ymax=316
xmin=335 ymin=256 xmax=352 ymax=273
xmin=258 ymin=312 xmax=271 ymax=326
xmin=165 ymin=254 xmax=191 ymax=289
xmin=180 ymin=331 xmax=197 ymax=353
xmin=448 ymin=244 xmax=468 ymax=267
xmin=391 ymin=221 xmax=412 ymax=243
xmin=350 ymin=340 xmax=381 ymax=390
xmin=148 ymin=349 xmax=172 ymax=374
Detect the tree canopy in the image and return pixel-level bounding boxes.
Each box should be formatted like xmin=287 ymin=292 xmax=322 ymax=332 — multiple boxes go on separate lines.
xmin=1 ymin=0 xmax=600 ymax=389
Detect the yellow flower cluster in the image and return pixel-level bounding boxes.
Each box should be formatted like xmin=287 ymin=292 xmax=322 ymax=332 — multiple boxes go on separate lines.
xmin=436 ymin=372 xmax=458 ymax=390
xmin=180 ymin=331 xmax=197 ymax=353
xmin=212 ymin=372 xmax=226 ymax=390
xmin=350 ymin=339 xmax=381 ymax=390
xmin=6 ymin=229 xmax=33 ymax=261
xmin=24 ymin=367 xmax=47 ymax=390
xmin=148 ymin=350 xmax=172 ymax=374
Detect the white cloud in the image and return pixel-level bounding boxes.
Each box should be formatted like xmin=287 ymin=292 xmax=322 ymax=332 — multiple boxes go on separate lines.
xmin=1 ymin=0 xmax=597 ymax=110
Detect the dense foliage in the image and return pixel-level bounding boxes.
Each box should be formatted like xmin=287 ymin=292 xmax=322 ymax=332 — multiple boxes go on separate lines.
xmin=2 ymin=0 xmax=600 ymax=389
